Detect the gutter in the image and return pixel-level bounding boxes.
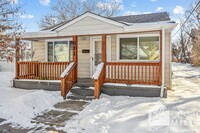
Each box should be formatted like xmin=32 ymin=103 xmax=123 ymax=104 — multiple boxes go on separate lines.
xmin=123 ymin=21 xmax=177 ymax=32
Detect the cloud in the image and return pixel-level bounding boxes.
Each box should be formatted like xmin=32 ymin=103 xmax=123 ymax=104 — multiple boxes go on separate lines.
xmin=173 ymin=6 xmax=184 ymax=14
xmin=156 ymin=7 xmax=164 ymax=12
xmin=39 ymin=0 xmax=50 ymax=6
xmin=20 ymin=14 xmax=34 ymax=19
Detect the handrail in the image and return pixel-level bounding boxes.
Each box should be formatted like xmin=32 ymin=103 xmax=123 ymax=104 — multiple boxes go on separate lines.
xmin=60 ymin=62 xmax=77 ymax=99
xmin=93 ymin=62 xmax=105 ymax=99
xmin=61 ymin=62 xmax=75 ymax=77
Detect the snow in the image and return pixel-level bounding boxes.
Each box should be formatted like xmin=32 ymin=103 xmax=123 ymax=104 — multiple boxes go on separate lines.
xmin=61 ymin=62 xmax=74 ymax=77
xmin=0 ymin=72 xmax=63 ymax=128
xmin=64 ymin=63 xmax=200 ymax=133
xmin=104 ymin=83 xmax=161 ymax=88
xmin=0 ymin=72 xmax=34 ymax=104
xmin=92 ymin=62 xmax=104 ymax=79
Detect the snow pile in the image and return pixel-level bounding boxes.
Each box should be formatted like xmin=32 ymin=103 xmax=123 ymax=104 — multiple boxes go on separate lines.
xmin=0 ymin=72 xmax=63 ymax=128
xmin=0 ymin=90 xmax=63 ymax=128
xmin=63 ymin=63 xmax=200 ymax=133
xmin=64 ymin=95 xmax=162 ymax=133
xmin=0 ymin=72 xmax=34 ymax=105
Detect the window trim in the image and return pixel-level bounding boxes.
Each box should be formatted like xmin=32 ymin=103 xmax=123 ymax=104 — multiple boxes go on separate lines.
xmin=116 ymin=34 xmax=160 ymax=62
xmin=45 ymin=38 xmax=72 ymax=62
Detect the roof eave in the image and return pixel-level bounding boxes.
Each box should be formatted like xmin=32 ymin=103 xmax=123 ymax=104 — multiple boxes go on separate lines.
xmin=124 ymin=21 xmax=178 ymax=32
xmin=21 ymin=31 xmax=57 ymax=40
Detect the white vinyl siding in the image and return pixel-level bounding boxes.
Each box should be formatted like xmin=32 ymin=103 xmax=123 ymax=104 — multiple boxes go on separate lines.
xmin=78 ymin=36 xmax=91 ymax=77
xmin=58 ymin=16 xmax=123 ymax=36
xmin=32 ymin=40 xmax=45 ymax=62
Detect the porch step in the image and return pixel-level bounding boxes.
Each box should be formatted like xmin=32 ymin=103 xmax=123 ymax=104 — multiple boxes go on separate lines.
xmin=75 ymin=78 xmax=94 ymax=87
xmin=67 ymin=94 xmax=94 ymax=101
xmin=70 ymin=87 xmax=94 ymax=96
xmin=68 ymin=86 xmax=94 ymax=101
xmin=101 ymin=84 xmax=165 ymax=97
xmin=67 ymin=78 xmax=95 ymax=100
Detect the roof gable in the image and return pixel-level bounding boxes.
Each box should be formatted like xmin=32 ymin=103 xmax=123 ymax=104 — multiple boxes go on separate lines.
xmin=56 ymin=12 xmax=125 ymax=31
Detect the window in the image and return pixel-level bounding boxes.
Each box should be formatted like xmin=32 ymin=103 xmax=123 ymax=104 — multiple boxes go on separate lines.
xmin=119 ymin=36 xmax=159 ymax=61
xmin=47 ymin=40 xmax=73 ymax=62
xmin=120 ymin=38 xmax=137 ymax=60
xmin=139 ymin=37 xmax=159 ymax=60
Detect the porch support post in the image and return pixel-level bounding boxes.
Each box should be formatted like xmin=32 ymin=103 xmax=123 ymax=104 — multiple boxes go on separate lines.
xmin=73 ymin=36 xmax=78 ymax=81
xmin=160 ymin=27 xmax=165 ymax=97
xmin=15 ymin=38 xmax=20 ymax=79
xmin=73 ymin=36 xmax=78 ymax=62
xmin=102 ymin=34 xmax=106 ymax=83
xmin=159 ymin=31 xmax=162 ymax=85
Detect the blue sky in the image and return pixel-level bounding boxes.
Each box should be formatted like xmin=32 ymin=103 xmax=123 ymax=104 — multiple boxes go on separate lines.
xmin=17 ymin=0 xmax=194 ymax=32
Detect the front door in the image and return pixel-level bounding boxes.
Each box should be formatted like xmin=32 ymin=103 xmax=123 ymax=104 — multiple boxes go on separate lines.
xmin=90 ymin=37 xmax=111 ymax=77
xmin=92 ymin=38 xmax=102 ymax=75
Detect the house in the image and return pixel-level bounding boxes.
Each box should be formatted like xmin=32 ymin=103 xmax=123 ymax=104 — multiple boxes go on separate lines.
xmin=14 ymin=12 xmax=177 ymax=99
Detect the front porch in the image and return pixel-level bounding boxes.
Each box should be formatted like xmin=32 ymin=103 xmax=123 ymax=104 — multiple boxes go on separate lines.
xmin=15 ymin=31 xmax=164 ymax=99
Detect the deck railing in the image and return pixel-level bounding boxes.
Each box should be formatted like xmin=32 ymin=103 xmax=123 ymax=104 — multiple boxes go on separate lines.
xmin=16 ymin=61 xmax=70 ymax=80
xmin=93 ymin=62 xmax=105 ymax=99
xmin=105 ymin=62 xmax=161 ymax=85
xmin=60 ymin=62 xmax=77 ymax=99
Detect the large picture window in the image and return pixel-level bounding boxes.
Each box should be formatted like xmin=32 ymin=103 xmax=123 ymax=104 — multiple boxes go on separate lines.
xmin=47 ymin=40 xmax=73 ymax=62
xmin=119 ymin=36 xmax=159 ymax=61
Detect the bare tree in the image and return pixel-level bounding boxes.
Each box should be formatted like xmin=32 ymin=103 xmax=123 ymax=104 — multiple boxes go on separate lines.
xmin=191 ymin=26 xmax=200 ymax=66
xmin=0 ymin=0 xmax=33 ymax=62
xmin=172 ymin=27 xmax=191 ymax=63
xmin=188 ymin=1 xmax=200 ymax=66
xmin=39 ymin=0 xmax=122 ymax=29
xmin=172 ymin=0 xmax=200 ymax=64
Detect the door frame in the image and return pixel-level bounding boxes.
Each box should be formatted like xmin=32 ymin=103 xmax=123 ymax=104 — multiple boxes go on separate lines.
xmin=90 ymin=36 xmax=111 ymax=77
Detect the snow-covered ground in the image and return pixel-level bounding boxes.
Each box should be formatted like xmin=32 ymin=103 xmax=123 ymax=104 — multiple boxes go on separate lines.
xmin=0 ymin=63 xmax=200 ymax=132
xmin=0 ymin=72 xmax=63 ymax=128
xmin=64 ymin=63 xmax=200 ymax=133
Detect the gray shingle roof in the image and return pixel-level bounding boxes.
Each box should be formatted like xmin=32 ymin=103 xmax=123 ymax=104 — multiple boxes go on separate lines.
xmin=110 ymin=12 xmax=170 ymax=24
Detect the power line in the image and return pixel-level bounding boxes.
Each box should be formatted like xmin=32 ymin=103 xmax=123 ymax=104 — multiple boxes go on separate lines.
xmin=172 ymin=0 xmax=200 ymax=38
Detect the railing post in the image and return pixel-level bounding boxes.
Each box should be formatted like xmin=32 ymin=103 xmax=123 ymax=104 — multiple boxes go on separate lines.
xmin=94 ymin=80 xmax=100 ymax=99
xmin=61 ymin=77 xmax=66 ymax=99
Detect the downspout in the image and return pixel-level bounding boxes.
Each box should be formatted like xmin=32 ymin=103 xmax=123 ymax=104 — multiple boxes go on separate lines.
xmin=160 ymin=27 xmax=165 ymax=97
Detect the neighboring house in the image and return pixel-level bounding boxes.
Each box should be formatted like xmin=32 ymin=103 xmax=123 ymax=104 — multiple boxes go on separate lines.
xmin=14 ymin=12 xmax=177 ymax=99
